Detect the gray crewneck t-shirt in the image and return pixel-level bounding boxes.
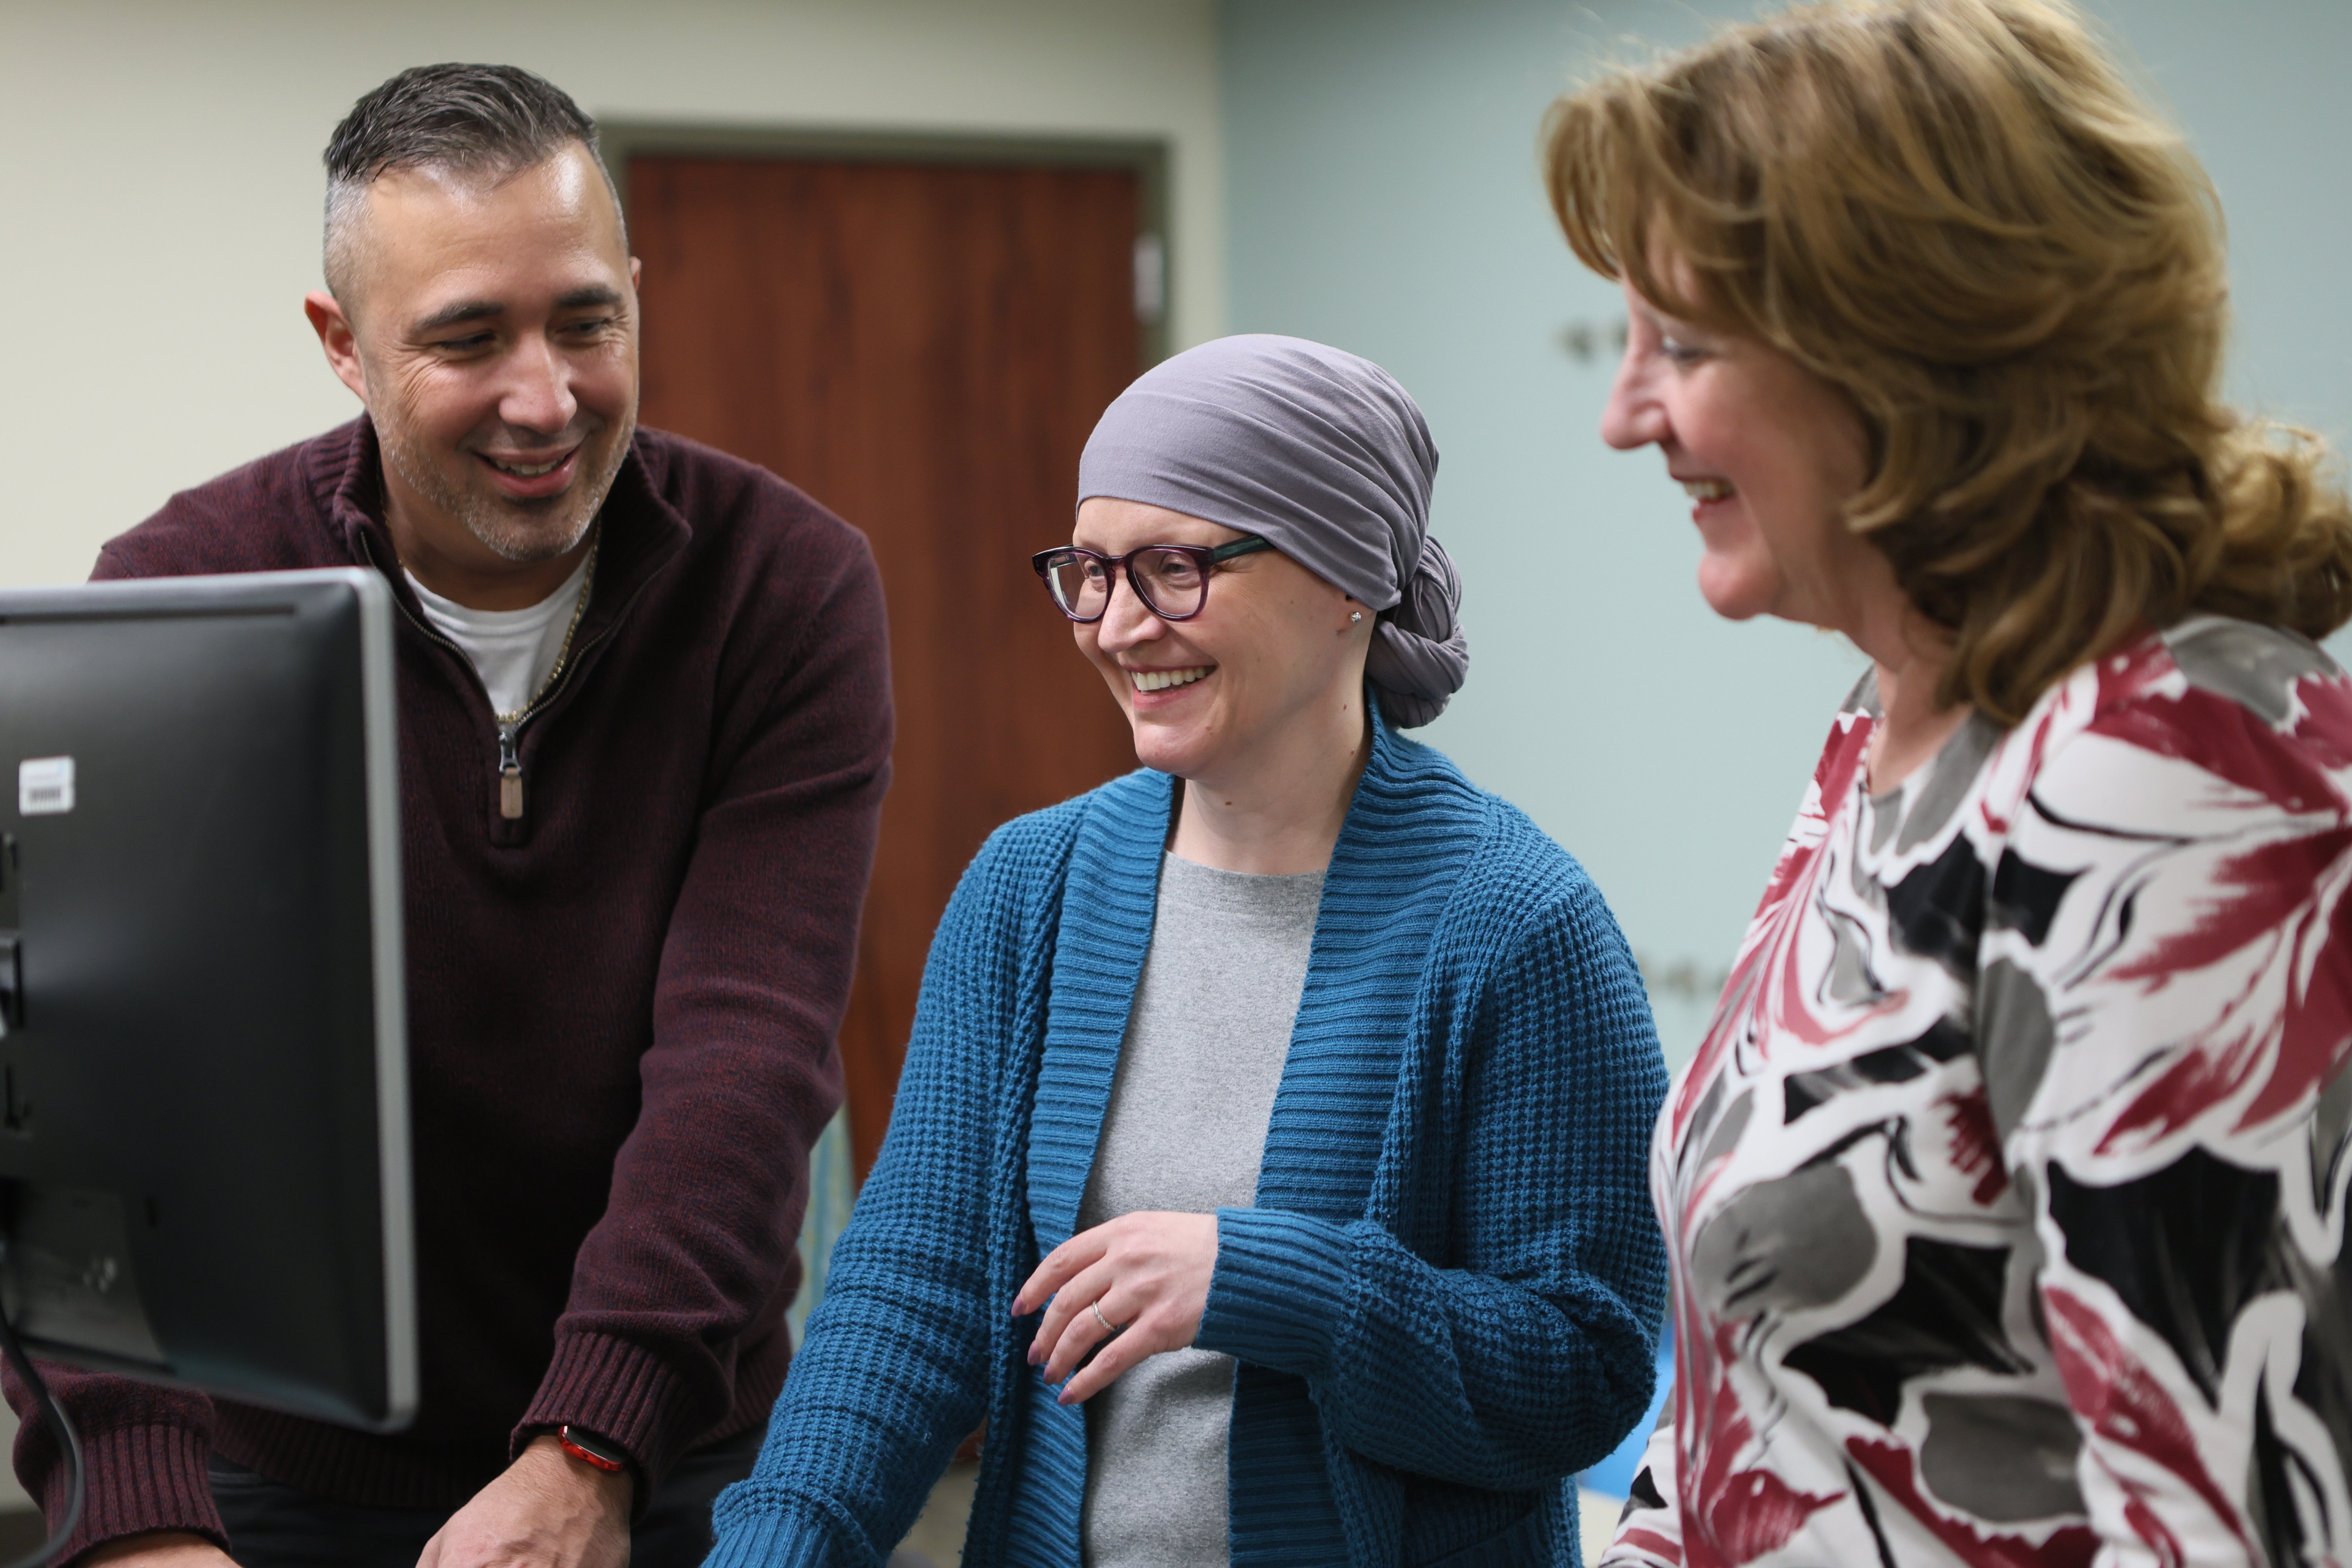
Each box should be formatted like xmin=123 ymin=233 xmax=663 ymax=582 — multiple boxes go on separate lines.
xmin=1078 ymin=852 xmax=1325 ymax=1568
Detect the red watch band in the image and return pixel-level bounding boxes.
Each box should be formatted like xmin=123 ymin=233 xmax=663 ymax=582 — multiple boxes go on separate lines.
xmin=557 ymin=1424 xmax=628 ymax=1474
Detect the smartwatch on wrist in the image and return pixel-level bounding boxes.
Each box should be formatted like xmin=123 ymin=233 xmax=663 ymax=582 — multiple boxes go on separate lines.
xmin=556 ymin=1424 xmax=629 ymax=1475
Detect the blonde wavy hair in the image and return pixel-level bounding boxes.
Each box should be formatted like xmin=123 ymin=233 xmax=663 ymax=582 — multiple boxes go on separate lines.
xmin=1544 ymin=0 xmax=2352 ymax=724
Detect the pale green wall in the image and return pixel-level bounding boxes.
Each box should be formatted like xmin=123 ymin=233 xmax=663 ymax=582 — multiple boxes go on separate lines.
xmin=1221 ymin=0 xmax=2352 ymax=1062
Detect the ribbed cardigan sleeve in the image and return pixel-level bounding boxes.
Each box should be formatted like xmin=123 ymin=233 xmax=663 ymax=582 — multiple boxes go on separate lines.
xmin=1198 ymin=870 xmax=1670 ymax=1491
xmin=706 ymin=821 xmax=1051 ymax=1568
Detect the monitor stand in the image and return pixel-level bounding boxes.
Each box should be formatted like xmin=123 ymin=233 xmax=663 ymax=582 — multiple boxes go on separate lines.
xmin=0 ymin=1184 xmax=165 ymax=1370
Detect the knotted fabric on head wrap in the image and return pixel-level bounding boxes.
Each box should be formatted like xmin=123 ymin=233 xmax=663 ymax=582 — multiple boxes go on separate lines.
xmin=1076 ymin=334 xmax=1468 ymax=727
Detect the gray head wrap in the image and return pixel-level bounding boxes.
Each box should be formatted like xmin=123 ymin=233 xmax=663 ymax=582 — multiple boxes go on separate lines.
xmin=1076 ymin=334 xmax=1468 ymax=727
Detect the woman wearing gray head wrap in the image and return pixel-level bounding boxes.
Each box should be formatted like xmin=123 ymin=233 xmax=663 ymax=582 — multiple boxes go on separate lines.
xmin=1076 ymin=333 xmax=1468 ymax=726
xmin=718 ymin=336 xmax=1667 ymax=1568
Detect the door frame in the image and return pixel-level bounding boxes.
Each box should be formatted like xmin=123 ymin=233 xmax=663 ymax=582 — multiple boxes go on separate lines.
xmin=598 ymin=123 xmax=1174 ymax=368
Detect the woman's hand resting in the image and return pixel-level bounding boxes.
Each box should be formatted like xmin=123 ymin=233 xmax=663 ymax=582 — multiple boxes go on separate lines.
xmin=1012 ymin=1211 xmax=1218 ymax=1403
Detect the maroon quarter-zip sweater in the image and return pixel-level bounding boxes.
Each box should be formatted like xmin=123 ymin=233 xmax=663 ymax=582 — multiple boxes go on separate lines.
xmin=7 ymin=417 xmax=891 ymax=1559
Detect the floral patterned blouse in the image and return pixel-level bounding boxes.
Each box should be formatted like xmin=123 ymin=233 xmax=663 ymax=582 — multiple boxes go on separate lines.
xmin=1607 ymin=617 xmax=2352 ymax=1568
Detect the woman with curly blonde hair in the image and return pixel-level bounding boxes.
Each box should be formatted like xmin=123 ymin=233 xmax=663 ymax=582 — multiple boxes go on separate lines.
xmin=1546 ymin=0 xmax=2352 ymax=1563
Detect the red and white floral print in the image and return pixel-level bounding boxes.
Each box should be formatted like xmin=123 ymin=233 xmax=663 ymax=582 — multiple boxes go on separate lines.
xmin=1610 ymin=617 xmax=2352 ymax=1568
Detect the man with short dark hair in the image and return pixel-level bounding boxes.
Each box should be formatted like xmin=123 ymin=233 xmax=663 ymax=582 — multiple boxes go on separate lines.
xmin=6 ymin=64 xmax=892 ymax=1568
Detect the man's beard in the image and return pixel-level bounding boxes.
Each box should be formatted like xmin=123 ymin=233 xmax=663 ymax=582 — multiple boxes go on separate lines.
xmin=378 ymin=416 xmax=633 ymax=565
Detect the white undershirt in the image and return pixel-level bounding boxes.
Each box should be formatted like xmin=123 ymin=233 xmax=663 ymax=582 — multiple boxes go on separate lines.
xmin=405 ymin=554 xmax=592 ymax=719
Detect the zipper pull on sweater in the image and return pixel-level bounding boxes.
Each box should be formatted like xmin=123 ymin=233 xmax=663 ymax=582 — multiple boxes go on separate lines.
xmin=498 ymin=723 xmax=524 ymax=820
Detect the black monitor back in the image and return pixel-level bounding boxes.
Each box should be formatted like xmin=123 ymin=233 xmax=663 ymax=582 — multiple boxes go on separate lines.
xmin=0 ymin=569 xmax=413 ymax=1431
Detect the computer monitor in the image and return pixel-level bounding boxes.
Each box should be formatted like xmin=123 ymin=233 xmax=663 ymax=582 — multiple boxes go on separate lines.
xmin=0 ymin=568 xmax=414 ymax=1433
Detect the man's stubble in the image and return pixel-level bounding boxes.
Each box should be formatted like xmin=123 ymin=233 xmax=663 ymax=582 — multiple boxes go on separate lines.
xmin=374 ymin=398 xmax=634 ymax=566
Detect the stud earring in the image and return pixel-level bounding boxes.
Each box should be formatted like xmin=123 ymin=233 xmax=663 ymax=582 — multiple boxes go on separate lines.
xmin=1350 ymin=611 xmax=1362 ymax=623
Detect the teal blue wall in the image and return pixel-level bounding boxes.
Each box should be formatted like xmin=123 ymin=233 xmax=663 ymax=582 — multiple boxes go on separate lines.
xmin=1221 ymin=0 xmax=2352 ymax=1062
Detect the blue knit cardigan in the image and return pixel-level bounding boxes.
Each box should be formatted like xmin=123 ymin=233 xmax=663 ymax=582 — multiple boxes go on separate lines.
xmin=707 ymin=713 xmax=1669 ymax=1568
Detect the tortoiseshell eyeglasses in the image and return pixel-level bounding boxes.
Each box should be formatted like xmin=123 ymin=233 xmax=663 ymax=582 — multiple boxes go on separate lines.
xmin=1029 ymin=535 xmax=1273 ymax=623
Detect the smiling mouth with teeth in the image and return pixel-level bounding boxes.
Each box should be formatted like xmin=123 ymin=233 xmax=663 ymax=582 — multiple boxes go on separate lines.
xmin=1682 ymin=478 xmax=1735 ymax=501
xmin=485 ymin=453 xmax=570 ymax=478
xmin=1129 ymin=665 xmax=1211 ymax=693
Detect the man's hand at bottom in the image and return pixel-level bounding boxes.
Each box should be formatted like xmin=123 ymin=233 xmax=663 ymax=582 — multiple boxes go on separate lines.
xmin=416 ymin=1434 xmax=633 ymax=1568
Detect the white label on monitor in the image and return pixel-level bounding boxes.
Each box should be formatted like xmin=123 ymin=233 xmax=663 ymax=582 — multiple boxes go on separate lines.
xmin=18 ymin=757 xmax=74 ymax=816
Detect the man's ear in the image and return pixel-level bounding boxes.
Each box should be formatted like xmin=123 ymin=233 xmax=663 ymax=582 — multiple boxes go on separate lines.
xmin=305 ymin=291 xmax=370 ymax=405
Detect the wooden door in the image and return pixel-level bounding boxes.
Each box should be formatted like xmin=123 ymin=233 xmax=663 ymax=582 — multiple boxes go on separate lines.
xmin=631 ymin=154 xmax=1142 ymax=1175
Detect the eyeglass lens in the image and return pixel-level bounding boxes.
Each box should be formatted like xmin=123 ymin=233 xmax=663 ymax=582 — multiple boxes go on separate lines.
xmin=1047 ymin=548 xmax=1209 ymax=620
